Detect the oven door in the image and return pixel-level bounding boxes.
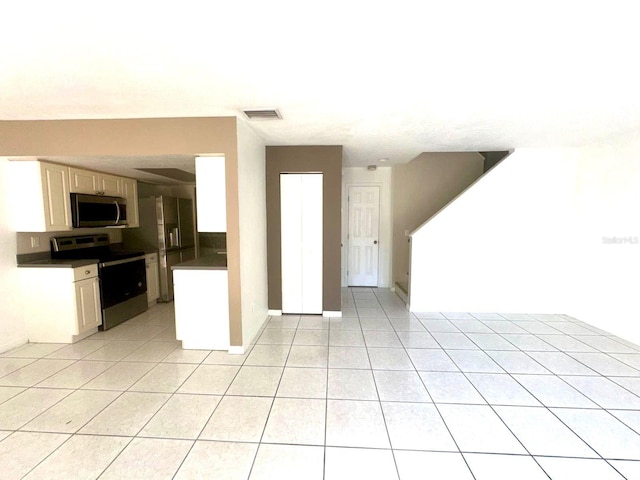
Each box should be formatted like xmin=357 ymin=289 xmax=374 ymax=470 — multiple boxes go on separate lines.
xmin=99 ymin=257 xmax=146 ymax=309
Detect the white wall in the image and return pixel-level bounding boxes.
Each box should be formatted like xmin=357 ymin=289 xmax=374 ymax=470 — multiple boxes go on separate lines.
xmin=236 ymin=120 xmax=268 ymax=349
xmin=410 ymin=149 xmax=579 ymax=314
xmin=0 ymin=159 xmax=28 ymax=352
xmin=569 ymin=139 xmax=640 ymax=343
xmin=342 ymin=167 xmax=393 ymax=288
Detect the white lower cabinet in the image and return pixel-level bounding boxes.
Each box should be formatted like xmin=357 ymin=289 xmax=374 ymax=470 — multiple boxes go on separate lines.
xmin=145 ymin=253 xmax=160 ymax=305
xmin=173 ymin=269 xmax=229 ymax=350
xmin=20 ymin=264 xmax=102 ymax=343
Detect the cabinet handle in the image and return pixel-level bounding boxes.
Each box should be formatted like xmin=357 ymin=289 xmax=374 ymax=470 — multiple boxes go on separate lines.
xmin=85 ymin=270 xmax=91 ymax=274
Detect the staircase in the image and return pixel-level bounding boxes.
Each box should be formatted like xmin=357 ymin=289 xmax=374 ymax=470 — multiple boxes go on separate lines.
xmin=394 ymin=151 xmax=510 ymax=305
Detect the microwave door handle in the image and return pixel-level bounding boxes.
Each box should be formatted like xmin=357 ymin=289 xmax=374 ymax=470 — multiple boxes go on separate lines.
xmin=114 ymin=201 xmax=121 ymax=225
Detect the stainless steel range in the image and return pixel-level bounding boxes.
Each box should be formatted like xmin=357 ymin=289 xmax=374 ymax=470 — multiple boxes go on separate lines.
xmin=51 ymin=234 xmax=147 ymax=330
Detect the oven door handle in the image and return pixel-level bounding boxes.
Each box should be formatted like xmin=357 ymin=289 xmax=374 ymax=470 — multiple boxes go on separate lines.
xmin=114 ymin=201 xmax=121 ymax=225
xmin=100 ymin=255 xmax=146 ymax=268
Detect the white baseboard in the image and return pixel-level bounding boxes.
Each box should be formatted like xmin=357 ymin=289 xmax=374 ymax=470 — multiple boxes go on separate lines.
xmin=0 ymin=335 xmax=28 ymax=355
xmin=323 ymin=310 xmax=342 ymax=318
xmin=267 ymin=309 xmax=282 ymax=316
xmin=228 ymin=346 xmax=245 ymax=355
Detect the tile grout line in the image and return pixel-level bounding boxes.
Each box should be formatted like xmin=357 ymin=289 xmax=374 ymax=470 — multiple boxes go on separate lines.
xmin=14 ymin=309 xmax=183 ymax=478
xmin=245 ymin=313 xmax=296 ymax=479
xmin=379 ymin=293 xmax=480 ymax=479
xmin=445 ymin=317 xmax=614 ymax=467
xmin=446 ymin=314 xmax=631 ymax=471
xmin=408 ymin=309 xmax=635 ymax=473
xmin=5 ymin=298 xmax=640 ymax=476
xmin=417 ymin=323 xmax=554 ymax=478
xmin=367 ymin=287 xmax=419 ymax=480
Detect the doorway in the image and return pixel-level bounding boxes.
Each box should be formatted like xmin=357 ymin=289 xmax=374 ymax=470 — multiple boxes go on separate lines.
xmin=347 ymin=185 xmax=380 ymax=287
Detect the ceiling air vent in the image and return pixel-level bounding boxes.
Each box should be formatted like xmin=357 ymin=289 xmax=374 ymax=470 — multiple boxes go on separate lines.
xmin=242 ymin=108 xmax=282 ymax=120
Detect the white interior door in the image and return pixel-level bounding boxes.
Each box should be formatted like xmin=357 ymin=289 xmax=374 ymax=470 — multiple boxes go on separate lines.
xmin=348 ymin=185 xmax=380 ymax=286
xmin=281 ymin=174 xmax=323 ymax=314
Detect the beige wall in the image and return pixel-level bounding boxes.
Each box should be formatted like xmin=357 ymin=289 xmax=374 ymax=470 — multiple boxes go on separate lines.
xmin=0 ymin=117 xmax=245 ymax=348
xmin=266 ymin=146 xmax=343 ymax=312
xmin=392 ymin=152 xmax=484 ymax=286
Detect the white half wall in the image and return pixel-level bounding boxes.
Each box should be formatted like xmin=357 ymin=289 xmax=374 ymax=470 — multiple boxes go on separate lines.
xmin=410 ymin=148 xmax=579 ymax=315
xmin=236 ymin=120 xmax=268 ymax=348
xmin=342 ymin=167 xmax=392 ymax=288
xmin=0 ymin=159 xmax=28 ymax=352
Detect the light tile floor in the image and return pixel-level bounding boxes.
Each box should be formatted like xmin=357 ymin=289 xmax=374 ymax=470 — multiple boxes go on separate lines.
xmin=1 ymin=288 xmax=640 ymax=478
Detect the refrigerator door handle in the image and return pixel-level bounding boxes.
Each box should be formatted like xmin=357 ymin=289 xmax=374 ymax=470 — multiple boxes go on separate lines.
xmin=171 ymin=227 xmax=180 ymax=248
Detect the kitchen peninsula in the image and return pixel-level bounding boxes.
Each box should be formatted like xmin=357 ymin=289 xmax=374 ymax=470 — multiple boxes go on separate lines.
xmin=172 ymin=253 xmax=229 ymax=350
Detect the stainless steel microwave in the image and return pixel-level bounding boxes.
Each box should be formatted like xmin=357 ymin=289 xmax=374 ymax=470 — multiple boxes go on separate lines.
xmin=70 ymin=193 xmax=128 ymax=228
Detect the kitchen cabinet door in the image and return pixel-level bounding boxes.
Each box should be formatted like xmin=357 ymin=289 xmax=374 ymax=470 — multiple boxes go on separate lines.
xmin=69 ymin=167 xmax=100 ymax=194
xmin=75 ymin=276 xmax=102 ymax=333
xmin=69 ymin=167 xmax=122 ymax=196
xmin=10 ymin=161 xmax=72 ymax=232
xmin=41 ymin=163 xmax=73 ymax=231
xmin=99 ymin=173 xmax=123 ymax=197
xmin=122 ymin=178 xmax=139 ymax=227
xmin=195 ymin=156 xmax=226 ymax=232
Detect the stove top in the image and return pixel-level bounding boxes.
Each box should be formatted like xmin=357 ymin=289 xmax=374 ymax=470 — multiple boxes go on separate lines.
xmin=50 ymin=234 xmax=145 ymax=264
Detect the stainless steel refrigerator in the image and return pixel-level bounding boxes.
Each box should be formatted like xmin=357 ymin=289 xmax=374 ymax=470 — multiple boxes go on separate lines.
xmin=123 ymin=196 xmax=195 ymax=302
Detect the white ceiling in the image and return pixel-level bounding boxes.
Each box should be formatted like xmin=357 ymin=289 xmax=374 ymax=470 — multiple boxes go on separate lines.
xmin=2 ymin=1 xmax=640 ymax=171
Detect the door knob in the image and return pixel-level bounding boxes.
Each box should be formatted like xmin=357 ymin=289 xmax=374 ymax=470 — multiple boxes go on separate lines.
xmin=374 ymin=240 xmax=378 ymax=245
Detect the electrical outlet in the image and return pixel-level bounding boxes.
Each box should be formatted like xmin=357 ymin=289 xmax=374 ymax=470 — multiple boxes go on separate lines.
xmin=30 ymin=236 xmax=40 ymax=248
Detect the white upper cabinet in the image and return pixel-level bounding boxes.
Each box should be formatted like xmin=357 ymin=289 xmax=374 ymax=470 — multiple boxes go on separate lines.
xmin=98 ymin=173 xmax=123 ymax=196
xmin=69 ymin=167 xmax=122 ymax=196
xmin=9 ymin=161 xmax=72 ymax=232
xmin=195 ymin=156 xmax=226 ymax=232
xmin=122 ymin=177 xmax=139 ymax=227
xmin=10 ymin=160 xmax=140 ymax=232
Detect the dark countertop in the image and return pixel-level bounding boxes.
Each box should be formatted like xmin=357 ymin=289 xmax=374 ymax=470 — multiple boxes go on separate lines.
xmin=171 ymin=253 xmax=227 ymax=271
xmin=18 ymin=258 xmax=99 ymax=268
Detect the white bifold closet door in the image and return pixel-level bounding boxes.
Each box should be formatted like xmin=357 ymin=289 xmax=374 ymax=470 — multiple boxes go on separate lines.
xmin=280 ymin=173 xmax=323 ymax=314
